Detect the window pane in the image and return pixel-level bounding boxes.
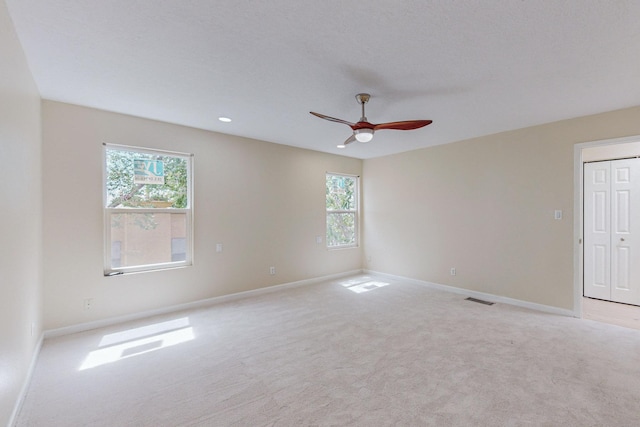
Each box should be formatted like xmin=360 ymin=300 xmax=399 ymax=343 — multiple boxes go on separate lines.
xmin=106 ymin=148 xmax=189 ymax=208
xmin=326 ymin=175 xmax=356 ymax=211
xmin=171 ymin=238 xmax=187 ymax=262
xmin=109 ymin=212 xmax=187 ymax=267
xmin=327 ymin=213 xmax=356 ymax=247
xmin=111 ymin=241 xmax=122 ymax=267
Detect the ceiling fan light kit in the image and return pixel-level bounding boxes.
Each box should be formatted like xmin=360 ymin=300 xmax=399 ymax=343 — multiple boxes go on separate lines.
xmin=354 ymin=128 xmax=374 ymax=143
xmin=310 ymin=93 xmax=432 ymax=148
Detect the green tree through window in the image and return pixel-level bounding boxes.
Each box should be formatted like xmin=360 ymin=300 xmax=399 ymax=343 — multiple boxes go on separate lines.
xmin=106 ymin=149 xmax=188 ymax=208
xmin=326 ymin=173 xmax=358 ymax=247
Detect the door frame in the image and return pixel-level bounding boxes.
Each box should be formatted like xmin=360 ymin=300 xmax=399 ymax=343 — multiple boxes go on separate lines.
xmin=573 ymin=134 xmax=640 ymax=317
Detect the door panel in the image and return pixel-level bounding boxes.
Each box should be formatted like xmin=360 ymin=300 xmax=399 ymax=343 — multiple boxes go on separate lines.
xmin=584 ymin=162 xmax=611 ymax=300
xmin=613 ymin=246 xmax=630 ymax=289
xmin=610 ymin=159 xmax=639 ymax=304
xmin=593 ymin=245 xmax=607 ymax=285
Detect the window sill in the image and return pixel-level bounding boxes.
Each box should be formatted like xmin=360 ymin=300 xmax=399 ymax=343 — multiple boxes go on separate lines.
xmin=327 ymin=244 xmax=359 ymax=251
xmin=104 ymin=263 xmax=191 ymax=277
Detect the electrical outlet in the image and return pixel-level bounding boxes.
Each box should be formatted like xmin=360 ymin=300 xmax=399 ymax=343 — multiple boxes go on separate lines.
xmin=216 ymin=243 xmax=223 ymax=253
xmin=83 ymin=298 xmax=93 ymax=311
xmin=269 ymin=266 xmax=276 ymax=275
xmin=316 ymin=236 xmax=323 ymax=244
xmin=450 ymin=267 xmax=456 ymax=276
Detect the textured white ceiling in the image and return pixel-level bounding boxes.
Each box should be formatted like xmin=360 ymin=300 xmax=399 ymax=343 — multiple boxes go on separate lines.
xmin=6 ymin=0 xmax=640 ymax=159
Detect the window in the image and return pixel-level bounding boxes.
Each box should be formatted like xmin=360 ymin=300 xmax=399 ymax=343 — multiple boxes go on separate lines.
xmin=326 ymin=173 xmax=359 ymax=248
xmin=104 ymin=144 xmax=193 ymax=274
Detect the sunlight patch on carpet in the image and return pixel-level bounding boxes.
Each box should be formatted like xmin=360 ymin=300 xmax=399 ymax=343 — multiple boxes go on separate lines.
xmin=339 ymin=276 xmax=374 ymax=287
xmin=79 ymin=317 xmax=194 ymax=370
xmin=339 ymin=277 xmax=391 ymax=293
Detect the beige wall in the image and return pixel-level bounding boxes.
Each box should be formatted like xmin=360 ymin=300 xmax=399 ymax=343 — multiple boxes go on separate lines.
xmin=0 ymin=0 xmax=43 ymax=424
xmin=582 ymin=140 xmax=640 ymax=162
xmin=42 ymin=101 xmax=362 ymax=330
xmin=363 ymin=106 xmax=640 ymax=310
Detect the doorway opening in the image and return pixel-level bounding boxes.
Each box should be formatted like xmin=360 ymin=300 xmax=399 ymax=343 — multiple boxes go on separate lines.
xmin=574 ymin=136 xmax=640 ymax=329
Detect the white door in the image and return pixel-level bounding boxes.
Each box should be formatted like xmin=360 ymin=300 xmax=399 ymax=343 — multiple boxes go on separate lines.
xmin=584 ymin=158 xmax=640 ymax=305
xmin=610 ymin=159 xmax=640 ymax=304
xmin=584 ymin=162 xmax=611 ymax=300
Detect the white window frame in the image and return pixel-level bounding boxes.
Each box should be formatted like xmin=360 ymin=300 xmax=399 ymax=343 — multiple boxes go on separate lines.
xmin=326 ymin=172 xmax=360 ymax=249
xmin=103 ymin=143 xmax=193 ymax=275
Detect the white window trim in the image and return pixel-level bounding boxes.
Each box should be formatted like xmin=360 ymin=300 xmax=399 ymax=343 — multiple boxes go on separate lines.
xmin=103 ymin=143 xmax=194 ymax=275
xmin=326 ymin=172 xmax=360 ymax=249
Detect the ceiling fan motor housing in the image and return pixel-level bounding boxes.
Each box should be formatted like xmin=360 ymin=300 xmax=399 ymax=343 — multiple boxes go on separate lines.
xmin=355 ymin=93 xmax=370 ymax=104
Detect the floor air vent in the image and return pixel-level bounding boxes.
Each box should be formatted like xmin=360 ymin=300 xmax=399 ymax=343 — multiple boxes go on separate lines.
xmin=465 ymin=297 xmax=494 ymax=306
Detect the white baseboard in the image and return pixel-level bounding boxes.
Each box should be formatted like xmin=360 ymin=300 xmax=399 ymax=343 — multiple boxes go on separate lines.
xmin=365 ymin=269 xmax=576 ymax=318
xmin=9 ymin=333 xmax=44 ymax=427
xmin=44 ymin=269 xmax=363 ymax=339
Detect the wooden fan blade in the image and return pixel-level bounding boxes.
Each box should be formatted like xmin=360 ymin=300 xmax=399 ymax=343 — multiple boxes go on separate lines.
xmin=373 ymin=120 xmax=432 ymax=131
xmin=310 ymin=111 xmax=355 ymax=127
xmin=343 ymin=134 xmax=357 ymax=146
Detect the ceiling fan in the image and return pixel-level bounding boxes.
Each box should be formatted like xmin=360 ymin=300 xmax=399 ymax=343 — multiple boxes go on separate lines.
xmin=310 ymin=93 xmax=432 ymax=148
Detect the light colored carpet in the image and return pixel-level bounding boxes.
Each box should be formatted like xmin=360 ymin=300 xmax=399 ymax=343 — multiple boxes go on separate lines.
xmin=16 ymin=274 xmax=640 ymax=426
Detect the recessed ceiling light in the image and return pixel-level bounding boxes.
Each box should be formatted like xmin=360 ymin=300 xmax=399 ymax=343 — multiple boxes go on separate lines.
xmin=218 ymin=117 xmax=232 ymax=123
